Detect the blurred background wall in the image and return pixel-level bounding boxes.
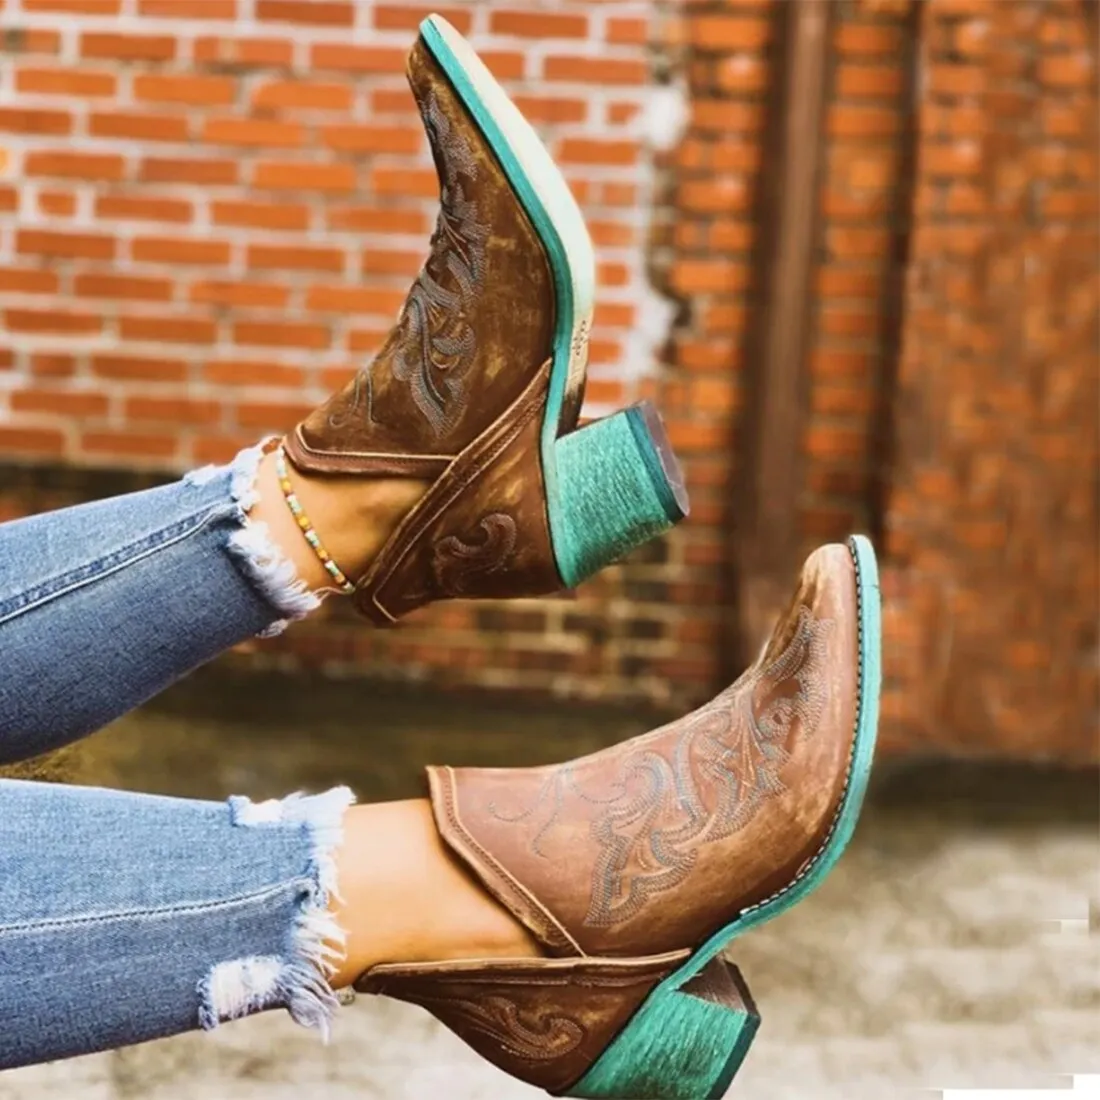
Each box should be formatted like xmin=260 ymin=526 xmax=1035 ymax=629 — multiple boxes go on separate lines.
xmin=0 ymin=0 xmax=1096 ymax=759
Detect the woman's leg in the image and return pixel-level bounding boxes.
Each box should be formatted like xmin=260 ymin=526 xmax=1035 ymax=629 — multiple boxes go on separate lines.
xmin=0 ymin=778 xmax=537 ymax=1069
xmin=0 ymin=441 xmax=422 ymax=764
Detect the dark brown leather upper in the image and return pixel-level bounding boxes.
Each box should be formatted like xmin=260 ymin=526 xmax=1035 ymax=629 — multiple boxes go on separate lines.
xmin=285 ymin=38 xmax=557 ymax=478
xmin=282 ymin=32 xmax=585 ymax=623
xmin=360 ymin=542 xmax=864 ymax=1090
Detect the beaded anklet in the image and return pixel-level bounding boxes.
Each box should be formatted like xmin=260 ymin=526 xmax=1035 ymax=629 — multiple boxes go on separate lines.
xmin=274 ymin=445 xmax=356 ymax=595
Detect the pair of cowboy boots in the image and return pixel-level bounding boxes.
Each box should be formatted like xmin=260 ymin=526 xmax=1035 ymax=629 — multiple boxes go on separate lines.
xmin=285 ymin=17 xmax=882 ymax=1099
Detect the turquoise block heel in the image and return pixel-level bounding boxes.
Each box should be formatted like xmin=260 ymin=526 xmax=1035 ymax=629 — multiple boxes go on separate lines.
xmin=569 ymin=956 xmax=760 ymax=1100
xmin=552 ymin=402 xmax=689 ymax=587
xmin=571 ymin=534 xmax=881 ymax=1098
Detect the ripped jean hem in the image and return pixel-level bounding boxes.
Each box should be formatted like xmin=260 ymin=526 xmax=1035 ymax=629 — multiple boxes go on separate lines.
xmin=196 ymin=786 xmax=355 ymax=1039
xmin=185 ymin=439 xmax=321 ymax=637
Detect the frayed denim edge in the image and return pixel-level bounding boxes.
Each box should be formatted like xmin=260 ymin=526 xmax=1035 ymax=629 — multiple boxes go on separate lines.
xmin=198 ymin=786 xmax=356 ymax=1039
xmin=185 ymin=440 xmax=321 ymax=637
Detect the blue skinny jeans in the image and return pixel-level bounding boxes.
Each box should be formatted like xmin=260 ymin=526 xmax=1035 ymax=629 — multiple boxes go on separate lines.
xmin=0 ymin=443 xmax=354 ymax=1069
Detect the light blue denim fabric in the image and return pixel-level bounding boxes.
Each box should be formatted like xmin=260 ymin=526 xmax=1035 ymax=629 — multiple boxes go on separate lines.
xmin=0 ymin=446 xmax=350 ymax=1070
xmin=0 ymin=443 xmax=318 ymax=762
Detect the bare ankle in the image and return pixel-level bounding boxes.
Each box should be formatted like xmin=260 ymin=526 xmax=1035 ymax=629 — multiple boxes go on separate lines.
xmin=312 ymin=475 xmax=428 ymax=580
xmin=330 ymin=801 xmax=541 ymax=989
xmin=250 ymin=448 xmax=427 ymax=594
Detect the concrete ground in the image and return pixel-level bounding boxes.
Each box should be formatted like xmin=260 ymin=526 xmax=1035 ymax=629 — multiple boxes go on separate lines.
xmin=2 ymin=669 xmax=1097 ymax=1099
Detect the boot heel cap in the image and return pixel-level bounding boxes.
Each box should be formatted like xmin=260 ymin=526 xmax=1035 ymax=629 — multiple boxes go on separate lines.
xmin=626 ymin=401 xmax=689 ymax=523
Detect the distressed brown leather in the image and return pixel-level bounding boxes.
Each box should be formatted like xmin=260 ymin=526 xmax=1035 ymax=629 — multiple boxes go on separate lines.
xmin=287 ymin=39 xmax=561 ymax=474
xmin=282 ymin=30 xmax=592 ymax=622
xmin=356 ymin=952 xmax=687 ymax=1094
xmin=357 ymin=543 xmax=863 ymax=1091
xmin=429 ymin=542 xmax=860 ymax=957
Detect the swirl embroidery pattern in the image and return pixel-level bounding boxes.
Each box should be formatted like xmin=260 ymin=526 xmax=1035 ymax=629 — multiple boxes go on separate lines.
xmin=432 ymin=513 xmax=517 ymax=596
xmin=327 ymin=365 xmax=375 ymax=431
xmin=490 ymin=607 xmax=834 ymax=927
xmin=414 ymin=993 xmax=584 ymax=1063
xmin=391 ymin=90 xmax=489 ymax=438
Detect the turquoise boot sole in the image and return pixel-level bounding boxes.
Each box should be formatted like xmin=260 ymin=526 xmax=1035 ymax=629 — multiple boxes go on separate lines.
xmin=419 ymin=18 xmax=687 ymax=587
xmin=569 ymin=534 xmax=882 ymax=1099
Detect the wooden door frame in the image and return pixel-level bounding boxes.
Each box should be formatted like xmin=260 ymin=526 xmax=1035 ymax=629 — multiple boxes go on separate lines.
xmin=730 ymin=0 xmax=835 ymax=669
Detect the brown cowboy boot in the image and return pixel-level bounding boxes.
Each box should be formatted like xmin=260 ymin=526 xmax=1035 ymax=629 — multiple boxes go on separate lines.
xmin=356 ymin=537 xmax=882 ymax=1098
xmin=283 ymin=16 xmax=687 ymax=624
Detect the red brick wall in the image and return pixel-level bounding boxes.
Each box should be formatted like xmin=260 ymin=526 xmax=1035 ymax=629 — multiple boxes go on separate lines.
xmin=881 ymin=0 xmax=1098 ymax=759
xmin=637 ymin=0 xmax=920 ymax=695
xmin=1 ymin=0 xmax=1096 ymax=755
xmin=0 ymin=0 xmax=657 ymax=469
